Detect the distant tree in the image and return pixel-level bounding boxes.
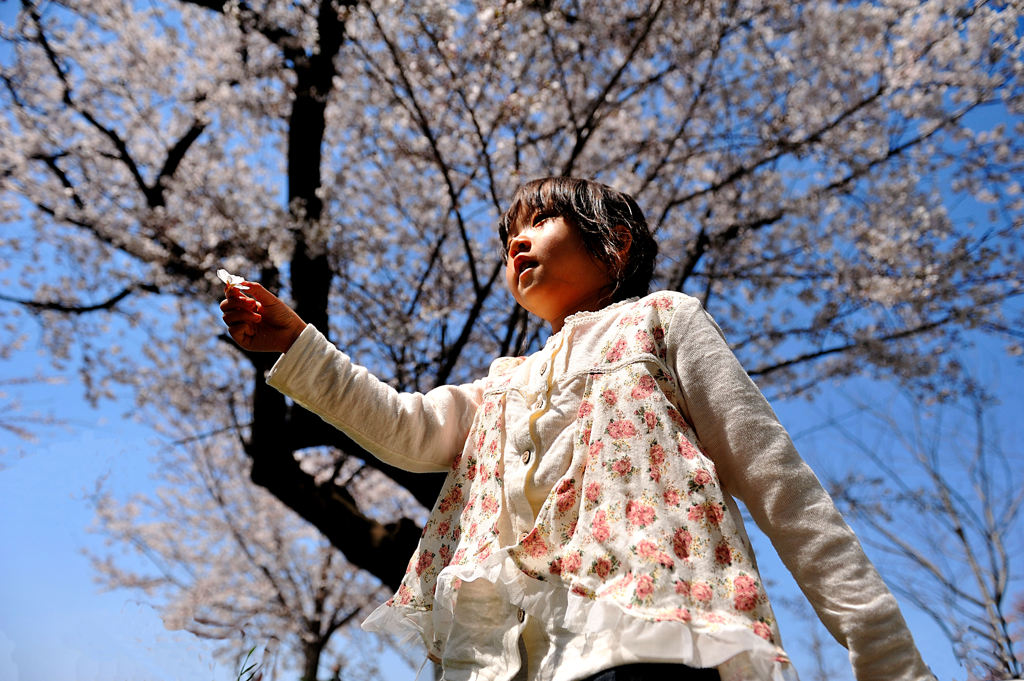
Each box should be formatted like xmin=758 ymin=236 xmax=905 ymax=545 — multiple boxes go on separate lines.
xmin=88 ymin=431 xmax=413 ymax=680
xmin=826 ymin=391 xmax=1024 ymax=679
xmin=1 ymin=0 xmax=1022 ymax=665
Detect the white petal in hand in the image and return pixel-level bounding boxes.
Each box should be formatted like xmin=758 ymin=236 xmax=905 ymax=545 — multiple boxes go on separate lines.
xmin=217 ymin=268 xmax=250 ymax=290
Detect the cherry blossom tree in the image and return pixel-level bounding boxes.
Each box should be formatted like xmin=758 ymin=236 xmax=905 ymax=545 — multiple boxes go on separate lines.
xmin=88 ymin=430 xmax=414 ymax=680
xmin=1 ymin=0 xmax=1022 ymax=670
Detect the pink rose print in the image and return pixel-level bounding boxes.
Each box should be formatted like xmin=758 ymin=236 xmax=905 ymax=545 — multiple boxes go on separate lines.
xmin=635 ymin=330 xmax=655 ymax=353
xmin=601 ymin=388 xmax=618 ymax=405
xmin=733 ymin=574 xmax=759 ymax=610
xmin=436 ymin=520 xmax=451 ymax=538
xmin=687 ymin=504 xmax=705 ymax=522
xmin=555 ymin=479 xmax=577 ymax=514
xmin=549 ymin=557 xmax=563 ymax=575
xmin=592 ymin=510 xmax=611 ymax=542
xmin=691 ymin=581 xmax=713 ymax=602
xmin=520 ymin=530 xmax=548 ymax=558
xmin=439 ymin=486 xmax=463 ymax=513
xmin=635 ymin=574 xmax=655 ymax=601
xmin=562 ymin=552 xmax=582 ymax=573
xmin=578 ymin=401 xmax=593 ymax=417
xmin=630 ymin=375 xmax=657 ymax=399
xmin=625 ymin=500 xmax=656 ymax=527
xmin=734 ymin=592 xmax=758 ymax=611
xmin=585 ymin=482 xmax=602 ymax=503
xmin=705 ymin=502 xmax=725 ymax=525
xmin=663 ymin=488 xmax=681 ymax=506
xmin=395 ymin=583 xmax=413 ymax=605
xmin=649 ymin=443 xmax=666 ymax=482
xmin=672 ymin=527 xmax=692 ymax=559
xmin=648 ymin=295 xmax=672 ymax=310
xmin=674 ymin=579 xmax=690 ymax=596
xmin=612 ymin=457 xmax=633 ymax=477
xmin=605 ymin=339 xmax=627 ymax=362
xmin=692 ymin=468 xmax=712 ymax=486
xmin=439 ymin=543 xmax=452 ymax=566
xmin=415 ymin=550 xmax=435 ymax=576
xmin=667 ymin=408 xmax=688 ymax=429
xmin=466 ymin=463 xmax=478 ymax=480
xmin=607 ymin=419 xmax=636 ymax=439
xmin=753 ymin=621 xmax=773 ymax=641
xmin=481 ymin=495 xmax=500 ymax=515
xmin=677 ymin=438 xmax=697 ymax=459
xmin=643 ymin=411 xmax=657 ymax=430
xmin=715 ymin=541 xmax=733 ymax=566
xmin=734 ymin=575 xmax=757 ymax=594
xmin=636 ymin=539 xmax=674 ymax=567
xmin=593 ymin=557 xmax=613 ymax=579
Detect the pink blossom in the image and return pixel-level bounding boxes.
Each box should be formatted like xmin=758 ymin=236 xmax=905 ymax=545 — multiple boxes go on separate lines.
xmin=520 ymin=530 xmax=548 ymax=558
xmin=612 ymin=457 xmax=633 ymax=476
xmin=635 ymin=331 xmax=655 ymax=353
xmin=415 ymin=550 xmax=435 ymax=576
xmin=715 ymin=541 xmax=733 ymax=566
xmin=605 ymin=339 xmax=627 ymax=362
xmin=578 ymin=401 xmax=593 ymax=417
xmin=563 ymin=552 xmax=582 ymax=573
xmin=555 ymin=480 xmax=577 ymax=514
xmin=753 ymin=622 xmax=773 ymax=641
xmin=607 ymin=419 xmax=636 ymax=439
xmin=436 ymin=520 xmax=451 ymax=538
xmin=734 ymin=575 xmax=757 ymax=595
xmin=687 ymin=504 xmax=705 ymax=522
xmin=705 ymin=503 xmax=725 ymax=525
xmin=637 ymin=539 xmax=674 ymax=567
xmin=585 ymin=482 xmax=602 ymax=502
xmin=593 ymin=557 xmax=612 ymax=579
xmin=630 ymin=375 xmax=657 ymax=399
xmin=635 ymin=574 xmax=655 ymax=601
xmin=481 ymin=495 xmax=499 ymax=514
xmin=438 ymin=486 xmax=463 ymax=513
xmin=692 ymin=469 xmax=712 ymax=486
xmin=672 ymin=527 xmax=692 ymax=559
xmin=601 ymin=388 xmax=618 ymax=405
xmin=592 ymin=511 xmax=611 ymax=542
xmin=691 ymin=581 xmax=713 ymax=602
xmin=734 ymin=592 xmax=758 ymax=611
xmin=674 ymin=579 xmax=690 ymax=596
xmin=625 ymin=500 xmax=655 ymax=527
xmin=663 ymin=488 xmax=681 ymax=506
xmin=643 ymin=411 xmax=657 ymax=430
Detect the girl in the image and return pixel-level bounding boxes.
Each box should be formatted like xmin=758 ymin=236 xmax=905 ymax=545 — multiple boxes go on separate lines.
xmin=220 ymin=177 xmax=933 ymax=681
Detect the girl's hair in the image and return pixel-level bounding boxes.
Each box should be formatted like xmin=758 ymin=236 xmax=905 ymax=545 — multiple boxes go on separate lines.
xmin=498 ymin=177 xmax=658 ymax=302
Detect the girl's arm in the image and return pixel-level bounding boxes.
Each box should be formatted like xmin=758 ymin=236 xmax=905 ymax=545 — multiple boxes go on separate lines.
xmin=665 ymin=296 xmax=933 ymax=681
xmin=221 ymin=281 xmax=482 ymax=472
xmin=265 ymin=323 xmax=484 ymax=473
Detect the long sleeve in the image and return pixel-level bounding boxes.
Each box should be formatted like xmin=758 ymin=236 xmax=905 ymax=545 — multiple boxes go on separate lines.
xmin=265 ymin=324 xmax=486 ymax=473
xmin=666 ymin=297 xmax=933 ymax=681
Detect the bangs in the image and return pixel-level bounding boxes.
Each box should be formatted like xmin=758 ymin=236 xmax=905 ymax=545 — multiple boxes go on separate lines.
xmin=498 ymin=177 xmax=579 ymax=247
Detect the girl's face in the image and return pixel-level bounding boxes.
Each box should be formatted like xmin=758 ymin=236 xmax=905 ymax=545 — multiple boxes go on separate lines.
xmin=504 ymin=213 xmax=614 ymax=331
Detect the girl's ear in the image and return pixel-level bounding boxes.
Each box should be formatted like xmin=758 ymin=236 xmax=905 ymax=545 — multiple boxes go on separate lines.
xmin=613 ymin=225 xmax=633 ymax=271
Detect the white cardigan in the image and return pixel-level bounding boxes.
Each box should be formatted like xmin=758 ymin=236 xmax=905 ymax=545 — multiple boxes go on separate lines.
xmin=267 ymin=292 xmax=933 ymax=681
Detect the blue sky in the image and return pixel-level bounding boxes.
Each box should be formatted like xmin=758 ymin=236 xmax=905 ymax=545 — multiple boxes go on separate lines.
xmin=0 ymin=2 xmax=1017 ymax=678
xmin=3 ymin=327 xmax=1001 ymax=680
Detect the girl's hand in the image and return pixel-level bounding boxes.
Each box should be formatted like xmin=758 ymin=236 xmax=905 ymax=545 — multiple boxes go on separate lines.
xmin=220 ymin=281 xmax=306 ymax=353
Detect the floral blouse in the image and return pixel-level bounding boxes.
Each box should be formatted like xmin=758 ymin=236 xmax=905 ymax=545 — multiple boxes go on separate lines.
xmin=267 ymin=292 xmax=933 ymax=681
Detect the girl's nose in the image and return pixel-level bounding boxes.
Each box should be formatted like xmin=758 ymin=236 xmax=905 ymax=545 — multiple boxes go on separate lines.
xmin=508 ymin=233 xmax=530 ymax=256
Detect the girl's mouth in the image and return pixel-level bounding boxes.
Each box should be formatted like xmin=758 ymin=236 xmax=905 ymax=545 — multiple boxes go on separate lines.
xmin=513 ymin=254 xmax=537 ymax=278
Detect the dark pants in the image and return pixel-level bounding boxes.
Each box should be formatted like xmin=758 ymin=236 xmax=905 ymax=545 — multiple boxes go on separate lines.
xmin=580 ymin=662 xmax=721 ymax=681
